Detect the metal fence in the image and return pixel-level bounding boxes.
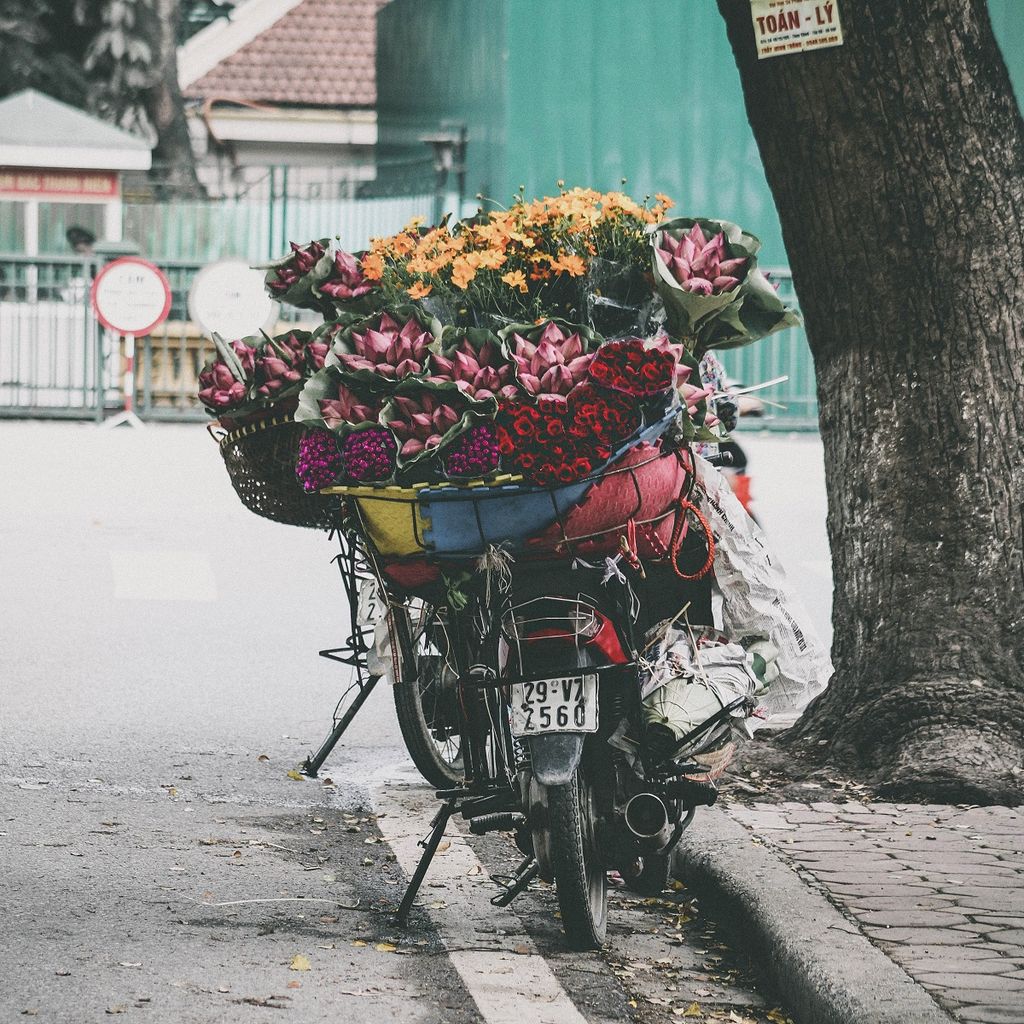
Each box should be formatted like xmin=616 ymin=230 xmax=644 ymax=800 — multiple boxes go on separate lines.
xmin=0 ymin=255 xmax=819 ymax=428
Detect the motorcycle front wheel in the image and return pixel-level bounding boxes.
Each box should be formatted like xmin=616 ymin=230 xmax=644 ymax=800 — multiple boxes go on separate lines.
xmin=391 ymin=602 xmax=464 ymax=789
xmin=547 ymin=765 xmax=608 ymax=949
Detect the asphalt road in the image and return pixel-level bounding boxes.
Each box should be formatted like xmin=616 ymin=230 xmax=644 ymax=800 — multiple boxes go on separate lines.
xmin=0 ymin=421 xmax=826 ymax=1024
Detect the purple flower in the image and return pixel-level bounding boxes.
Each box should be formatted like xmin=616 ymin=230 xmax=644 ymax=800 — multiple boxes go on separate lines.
xmin=268 ymin=240 xmax=326 ymax=294
xmin=295 ymin=430 xmax=343 ymax=492
xmin=655 ymin=223 xmax=747 ymax=295
xmin=318 ymin=249 xmax=373 ymax=300
xmin=445 ymin=422 xmax=501 ymax=478
xmin=338 ymin=313 xmax=433 ymax=379
xmin=340 ymin=427 xmax=397 ymax=482
xmin=198 ymin=361 xmax=247 ymax=411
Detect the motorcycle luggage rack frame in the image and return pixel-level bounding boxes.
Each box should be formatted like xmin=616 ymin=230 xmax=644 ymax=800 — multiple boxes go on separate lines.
xmin=301 ymin=531 xmax=384 ymax=777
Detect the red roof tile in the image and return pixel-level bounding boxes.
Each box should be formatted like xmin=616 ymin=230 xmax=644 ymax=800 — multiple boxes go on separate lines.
xmin=185 ymin=0 xmax=387 ymax=108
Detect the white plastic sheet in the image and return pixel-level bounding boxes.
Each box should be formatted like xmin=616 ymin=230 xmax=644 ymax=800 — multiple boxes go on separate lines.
xmin=694 ymin=454 xmax=833 ymax=724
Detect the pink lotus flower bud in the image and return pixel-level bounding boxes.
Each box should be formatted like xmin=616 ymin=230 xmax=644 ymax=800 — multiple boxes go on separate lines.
xmin=432 ymin=405 xmax=460 ymax=433
xmin=401 ymin=438 xmax=424 ymax=456
xmin=540 ymin=363 xmax=573 ymax=394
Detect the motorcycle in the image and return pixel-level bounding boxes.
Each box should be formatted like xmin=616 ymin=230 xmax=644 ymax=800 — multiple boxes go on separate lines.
xmin=378 ymin=461 xmax=753 ymax=949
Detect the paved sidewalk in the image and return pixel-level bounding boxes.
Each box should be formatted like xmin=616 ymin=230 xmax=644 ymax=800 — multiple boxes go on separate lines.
xmin=726 ymin=801 xmax=1024 ymax=1024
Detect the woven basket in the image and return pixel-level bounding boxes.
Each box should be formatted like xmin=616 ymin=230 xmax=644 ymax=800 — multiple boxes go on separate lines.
xmin=216 ymin=416 xmax=339 ymax=530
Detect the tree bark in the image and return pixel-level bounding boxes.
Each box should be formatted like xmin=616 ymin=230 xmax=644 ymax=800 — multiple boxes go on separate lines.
xmin=717 ymin=0 xmax=1024 ymax=803
xmin=141 ymin=0 xmax=205 ymax=198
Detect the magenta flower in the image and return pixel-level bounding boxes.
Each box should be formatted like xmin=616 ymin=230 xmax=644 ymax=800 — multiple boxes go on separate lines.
xmin=655 ymin=223 xmax=747 ymax=295
xmin=430 ymin=335 xmax=517 ymax=401
xmin=445 ymin=423 xmax=501 ymax=478
xmin=337 ymin=314 xmax=433 ymax=379
xmin=318 ymin=382 xmax=380 ymax=430
xmin=340 ymin=427 xmax=397 ymax=482
xmin=198 ymin=362 xmax=247 ymax=411
xmin=229 ymin=339 xmax=257 ymax=377
xmin=254 ymin=352 xmax=301 ymax=399
xmin=508 ymin=322 xmax=594 ymax=404
xmin=267 ymin=240 xmax=325 ymax=293
xmin=305 ymin=340 xmax=330 ymax=372
xmin=318 ymin=249 xmax=373 ymax=300
xmin=295 ymin=430 xmax=343 ymax=492
xmin=387 ymin=390 xmax=464 ymax=458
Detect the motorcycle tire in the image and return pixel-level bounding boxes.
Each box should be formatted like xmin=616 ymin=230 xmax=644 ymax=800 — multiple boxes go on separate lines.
xmin=391 ymin=607 xmax=464 ymax=790
xmin=547 ymin=766 xmax=608 ymax=950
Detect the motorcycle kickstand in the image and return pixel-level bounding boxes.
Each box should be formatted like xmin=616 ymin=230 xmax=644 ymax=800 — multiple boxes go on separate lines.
xmin=396 ymin=798 xmax=456 ymax=924
xmin=491 ymin=855 xmax=539 ymax=908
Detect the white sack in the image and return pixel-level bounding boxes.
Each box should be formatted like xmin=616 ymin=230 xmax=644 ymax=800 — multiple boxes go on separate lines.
xmin=693 ymin=455 xmax=833 ymax=723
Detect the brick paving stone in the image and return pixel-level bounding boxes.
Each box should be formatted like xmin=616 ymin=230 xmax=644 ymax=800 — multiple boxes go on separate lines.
xmin=983 ymin=930 xmax=1024 ymax=946
xmin=843 ymin=897 xmax=962 ymax=913
xmin=900 ymin=960 xmax=1022 ymax=975
xmin=864 ymin=926 xmax=979 ymax=944
xmin=943 ymin=986 xmax=1024 ymax=1005
xmin=917 ymin=974 xmax=1024 ymax=991
xmin=856 ymin=910 xmax=973 ymax=927
xmin=957 ymin=1007 xmax=1024 ymax=1023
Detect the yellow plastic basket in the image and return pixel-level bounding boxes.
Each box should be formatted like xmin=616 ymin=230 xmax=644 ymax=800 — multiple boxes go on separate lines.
xmin=322 ymin=482 xmax=431 ymax=557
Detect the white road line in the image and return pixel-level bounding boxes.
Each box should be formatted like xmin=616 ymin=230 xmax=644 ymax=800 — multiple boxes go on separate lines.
xmin=109 ymin=549 xmax=217 ymax=601
xmin=371 ymin=765 xmax=588 ymax=1024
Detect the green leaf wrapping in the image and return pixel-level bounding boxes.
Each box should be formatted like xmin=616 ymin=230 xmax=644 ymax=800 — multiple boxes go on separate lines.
xmin=650 ymin=217 xmax=800 ymax=350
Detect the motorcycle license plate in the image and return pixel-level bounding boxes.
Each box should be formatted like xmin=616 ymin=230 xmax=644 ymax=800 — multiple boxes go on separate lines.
xmin=510 ymin=674 xmax=599 ymax=737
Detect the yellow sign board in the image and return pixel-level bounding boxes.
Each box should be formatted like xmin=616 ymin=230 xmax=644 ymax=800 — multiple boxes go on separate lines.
xmin=750 ymin=0 xmax=843 ymax=60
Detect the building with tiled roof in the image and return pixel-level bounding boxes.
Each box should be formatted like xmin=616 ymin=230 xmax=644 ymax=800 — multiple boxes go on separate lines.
xmin=177 ymin=0 xmax=393 ymax=199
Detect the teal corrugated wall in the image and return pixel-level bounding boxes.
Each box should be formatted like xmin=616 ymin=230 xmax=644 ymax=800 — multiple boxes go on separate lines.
xmin=504 ymin=1 xmax=784 ymax=261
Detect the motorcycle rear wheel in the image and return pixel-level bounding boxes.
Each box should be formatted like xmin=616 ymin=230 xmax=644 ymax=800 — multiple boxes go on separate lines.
xmin=547 ymin=766 xmax=608 ymax=949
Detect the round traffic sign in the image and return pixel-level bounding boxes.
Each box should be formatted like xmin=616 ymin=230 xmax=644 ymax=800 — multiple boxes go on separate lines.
xmin=90 ymin=257 xmax=172 ymax=336
xmin=188 ymin=260 xmax=276 ymax=340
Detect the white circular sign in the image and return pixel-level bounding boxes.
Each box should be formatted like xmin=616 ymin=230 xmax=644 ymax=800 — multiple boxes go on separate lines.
xmin=90 ymin=257 xmax=172 ymax=336
xmin=188 ymin=260 xmax=277 ymax=340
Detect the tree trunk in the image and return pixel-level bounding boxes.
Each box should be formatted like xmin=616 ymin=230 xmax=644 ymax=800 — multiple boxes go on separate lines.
xmin=141 ymin=0 xmax=205 ymax=198
xmin=717 ymin=0 xmax=1024 ymax=803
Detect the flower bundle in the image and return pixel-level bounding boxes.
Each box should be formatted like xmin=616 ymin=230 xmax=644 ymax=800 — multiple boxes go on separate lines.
xmin=197 ymin=330 xmax=330 ymax=420
xmin=212 ymin=187 xmax=801 ymax=491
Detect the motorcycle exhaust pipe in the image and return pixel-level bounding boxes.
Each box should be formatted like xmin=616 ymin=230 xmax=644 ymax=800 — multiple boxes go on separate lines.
xmin=623 ymin=792 xmax=673 ymax=851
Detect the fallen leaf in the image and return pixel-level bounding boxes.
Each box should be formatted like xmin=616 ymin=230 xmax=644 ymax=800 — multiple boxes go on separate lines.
xmin=466 ymin=864 xmax=482 ymax=876
xmin=105 ymin=1007 xmax=127 ymax=1015
xmin=351 ymin=940 xmax=367 ymax=948
xmin=257 ymin=754 xmax=270 ymax=762
xmin=118 ymin=962 xmax=142 ymax=968
xmin=217 ymin=987 xmax=230 ymax=993
xmin=513 ymin=944 xmax=530 ymax=955
xmin=375 ymin=943 xmax=397 ymax=953
xmin=55 ymin=971 xmax=71 ymax=977
xmin=436 ymin=840 xmax=451 ymax=853
xmin=675 ymin=1004 xmax=701 ymax=1018
xmin=286 ymin=770 xmax=304 ymax=782
xmin=286 ymin=981 xmax=302 ymax=990
xmin=289 ymin=954 xmax=311 ymax=972
xmin=21 ymin=1011 xmax=39 ymax=1017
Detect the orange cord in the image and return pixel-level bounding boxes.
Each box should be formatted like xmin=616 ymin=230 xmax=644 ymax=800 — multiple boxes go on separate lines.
xmin=669 ymin=497 xmax=716 ymax=580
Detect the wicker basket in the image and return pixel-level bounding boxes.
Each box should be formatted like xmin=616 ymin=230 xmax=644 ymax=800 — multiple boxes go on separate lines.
xmin=215 ymin=416 xmax=340 ymax=530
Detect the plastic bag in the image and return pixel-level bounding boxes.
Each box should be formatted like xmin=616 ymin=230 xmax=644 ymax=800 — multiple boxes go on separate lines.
xmin=641 ymin=624 xmax=767 ymax=752
xmin=693 ymin=455 xmax=833 ymax=725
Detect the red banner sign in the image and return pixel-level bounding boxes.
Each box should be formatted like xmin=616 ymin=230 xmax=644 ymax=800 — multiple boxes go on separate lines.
xmin=0 ymin=167 xmax=119 ymax=199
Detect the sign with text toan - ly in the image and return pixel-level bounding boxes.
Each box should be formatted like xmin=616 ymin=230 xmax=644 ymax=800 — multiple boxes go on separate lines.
xmin=750 ymin=0 xmax=843 ymax=60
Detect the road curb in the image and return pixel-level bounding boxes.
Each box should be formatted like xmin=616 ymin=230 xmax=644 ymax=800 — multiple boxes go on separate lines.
xmin=670 ymin=808 xmax=955 ymax=1024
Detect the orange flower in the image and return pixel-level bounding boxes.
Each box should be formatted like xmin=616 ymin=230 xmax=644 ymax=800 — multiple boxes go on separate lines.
xmin=501 ymin=270 xmax=528 ymax=293
xmin=406 ymin=280 xmax=433 ymax=299
xmin=550 ymin=252 xmax=586 ymax=277
xmin=360 ymin=252 xmax=384 ymax=281
xmin=451 ymin=255 xmax=476 ymax=290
